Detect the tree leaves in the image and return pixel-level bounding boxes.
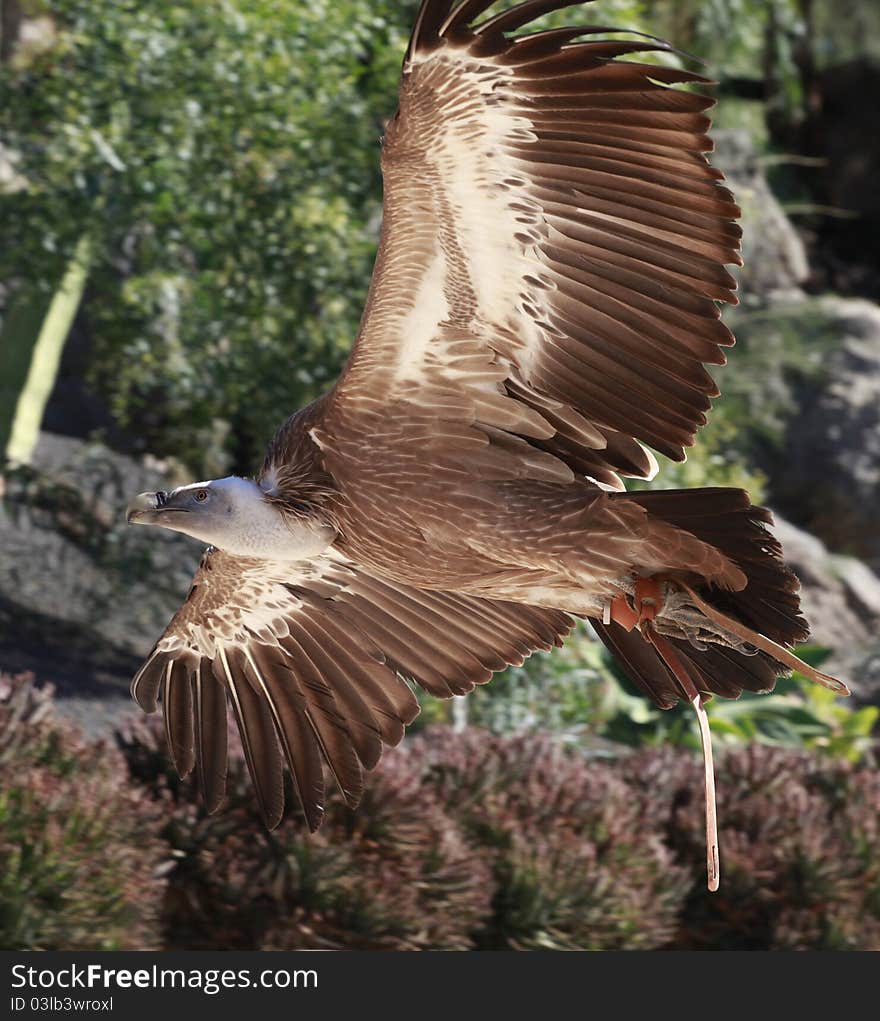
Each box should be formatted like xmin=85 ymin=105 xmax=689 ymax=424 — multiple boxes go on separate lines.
xmin=1 ymin=0 xmax=420 ymax=473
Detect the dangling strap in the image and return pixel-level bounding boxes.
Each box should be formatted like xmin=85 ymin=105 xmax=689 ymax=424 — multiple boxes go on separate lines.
xmin=644 ymin=620 xmax=720 ymax=893
xmin=691 ymin=691 xmax=720 ymax=892
xmin=677 ymin=582 xmax=850 ymax=695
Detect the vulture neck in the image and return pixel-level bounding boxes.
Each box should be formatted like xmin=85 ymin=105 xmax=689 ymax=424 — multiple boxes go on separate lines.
xmin=209 ymin=477 xmax=336 ymax=561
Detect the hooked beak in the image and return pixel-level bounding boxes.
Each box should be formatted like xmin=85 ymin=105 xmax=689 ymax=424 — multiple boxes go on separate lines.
xmin=126 ymin=491 xmax=168 ymax=525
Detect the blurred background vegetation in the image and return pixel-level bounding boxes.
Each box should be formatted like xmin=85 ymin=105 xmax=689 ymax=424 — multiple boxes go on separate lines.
xmin=1 ymin=0 xmax=879 ymax=950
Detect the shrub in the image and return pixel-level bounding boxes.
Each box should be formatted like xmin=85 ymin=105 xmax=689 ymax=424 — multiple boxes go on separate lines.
xmin=416 ymin=729 xmax=690 ymax=950
xmin=0 ymin=674 xmax=167 ymax=950
xmin=118 ymin=718 xmax=492 ymax=950
xmin=119 ymin=721 xmax=880 ymax=951
xmin=4 ymin=674 xmax=879 ymax=951
xmin=622 ymin=745 xmax=880 ymax=950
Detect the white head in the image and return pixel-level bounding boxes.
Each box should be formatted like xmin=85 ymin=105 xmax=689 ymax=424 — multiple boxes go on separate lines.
xmin=126 ymin=476 xmax=336 ymax=561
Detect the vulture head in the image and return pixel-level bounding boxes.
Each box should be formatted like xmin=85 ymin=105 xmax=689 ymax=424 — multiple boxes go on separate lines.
xmin=126 ymin=476 xmax=337 ymax=560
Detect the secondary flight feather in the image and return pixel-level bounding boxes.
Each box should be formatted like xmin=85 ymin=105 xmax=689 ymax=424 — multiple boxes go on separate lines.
xmin=126 ymin=0 xmax=847 ymax=890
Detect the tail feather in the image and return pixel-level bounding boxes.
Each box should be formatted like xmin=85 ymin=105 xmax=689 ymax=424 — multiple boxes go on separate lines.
xmin=628 ymin=487 xmax=810 ymax=647
xmin=591 ymin=616 xmax=780 ymax=706
xmin=592 ymin=487 xmax=816 ymax=707
xmin=591 ymin=614 xmax=683 ymax=709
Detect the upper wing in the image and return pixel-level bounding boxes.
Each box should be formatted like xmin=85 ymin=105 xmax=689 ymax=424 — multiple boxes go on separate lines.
xmin=329 ymin=0 xmax=741 ymax=489
xmin=131 ymin=547 xmax=573 ymax=829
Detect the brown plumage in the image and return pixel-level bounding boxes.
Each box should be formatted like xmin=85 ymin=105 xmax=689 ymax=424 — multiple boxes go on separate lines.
xmin=126 ymin=1 xmax=847 ymax=890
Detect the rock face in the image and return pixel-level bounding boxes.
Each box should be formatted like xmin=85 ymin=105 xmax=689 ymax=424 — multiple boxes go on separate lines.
xmin=774 ymin=297 xmax=880 ymax=568
xmin=773 ymin=517 xmax=880 ymax=650
xmin=0 ymin=432 xmax=200 ymax=707
xmin=712 ymin=130 xmax=809 ymax=304
xmin=824 ymin=642 xmax=880 ymax=709
xmin=709 ymin=135 xmax=879 ymax=568
xmin=771 ymin=516 xmax=880 ymax=702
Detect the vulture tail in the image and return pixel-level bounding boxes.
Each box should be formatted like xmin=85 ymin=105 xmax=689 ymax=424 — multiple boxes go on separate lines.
xmin=598 ymin=487 xmax=848 ymax=703
xmin=589 ymin=486 xmax=849 ymax=892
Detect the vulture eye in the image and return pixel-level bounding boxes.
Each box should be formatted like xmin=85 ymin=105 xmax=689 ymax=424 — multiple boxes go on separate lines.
xmin=195 ymin=489 xmax=209 ymax=502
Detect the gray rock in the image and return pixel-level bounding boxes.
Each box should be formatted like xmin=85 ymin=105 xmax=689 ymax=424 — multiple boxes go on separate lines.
xmin=773 ymin=516 xmax=880 ymax=647
xmin=776 ymin=297 xmax=880 ymax=567
xmin=0 ymin=432 xmax=202 ymax=701
xmin=772 ymin=515 xmax=880 ymax=699
xmin=712 ymin=130 xmax=809 ymax=305
xmin=824 ymin=641 xmax=880 ymax=709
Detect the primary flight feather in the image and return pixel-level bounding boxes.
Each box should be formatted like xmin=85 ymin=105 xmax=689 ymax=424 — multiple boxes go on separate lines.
xmin=126 ymin=0 xmax=846 ymax=890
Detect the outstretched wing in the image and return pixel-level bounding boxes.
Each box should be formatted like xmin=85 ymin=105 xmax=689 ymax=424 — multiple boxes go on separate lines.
xmin=328 ymin=0 xmax=741 ymax=490
xmin=131 ymin=548 xmax=572 ymax=828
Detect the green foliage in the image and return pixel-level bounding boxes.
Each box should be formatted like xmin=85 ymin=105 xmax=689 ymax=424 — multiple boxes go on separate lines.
xmin=449 ymin=625 xmax=612 ymax=738
xmin=1 ymin=0 xmax=422 ymax=473
xmin=0 ymin=0 xmax=703 ymax=477
xmin=645 ymin=0 xmax=880 ymax=124
xmin=809 ymin=0 xmax=880 ymax=65
xmin=791 ymin=677 xmax=878 ymax=764
xmin=627 ymin=415 xmax=767 ymax=499
xmin=600 ymin=642 xmax=878 ymax=764
xmin=460 ymin=628 xmax=876 ymax=765
xmin=0 ymin=674 xmax=167 ymax=950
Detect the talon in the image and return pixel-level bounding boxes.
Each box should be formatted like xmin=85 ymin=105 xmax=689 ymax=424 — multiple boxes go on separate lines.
xmin=634 ymin=576 xmax=664 ymax=624
xmin=609 ymin=577 xmax=667 ymax=632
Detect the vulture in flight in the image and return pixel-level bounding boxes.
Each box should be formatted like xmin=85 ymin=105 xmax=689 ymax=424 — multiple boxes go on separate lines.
xmin=126 ymin=0 xmax=847 ymax=891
